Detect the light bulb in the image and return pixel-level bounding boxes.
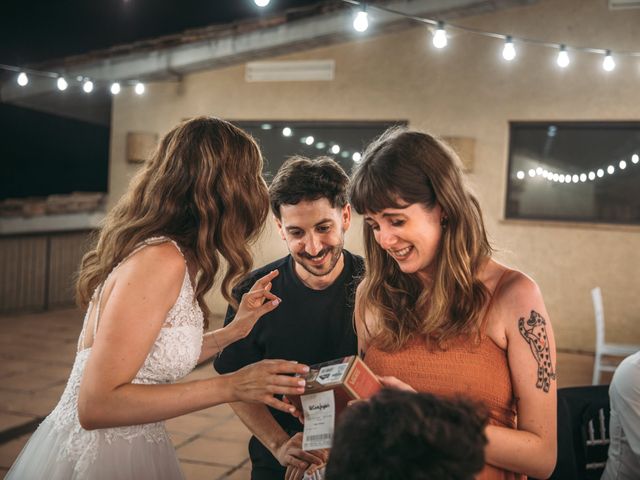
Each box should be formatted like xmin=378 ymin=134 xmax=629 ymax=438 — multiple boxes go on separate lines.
xmin=57 ymin=77 xmax=68 ymax=91
xmin=557 ymin=45 xmax=570 ymax=68
xmin=632 ymin=154 xmax=639 ymax=164
xmin=305 ymin=136 xmax=314 ymax=146
xmin=110 ymin=82 xmax=121 ymax=95
xmin=353 ymin=10 xmax=368 ymax=33
xmin=580 ymin=173 xmax=587 ymax=182
xmin=135 ymin=82 xmax=145 ymax=95
xmin=528 ymin=169 xmax=535 ymax=177
xmin=352 ymin=152 xmax=362 ymax=162
xmin=17 ymin=72 xmax=28 ymax=86
xmin=602 ymin=51 xmax=615 ymax=72
xmin=331 ymin=144 xmax=341 ymax=154
xmin=254 ymin=0 xmax=270 ymax=7
xmin=432 ymin=22 xmax=447 ymax=49
xmin=572 ymin=174 xmax=579 ymax=183
xmin=502 ymin=36 xmax=516 ymax=61
xmin=82 ymin=79 xmax=93 ymax=93
xmin=607 ymin=165 xmax=615 ymax=174
xmin=619 ymin=160 xmax=627 ymax=170
xmin=516 ymin=171 xmax=525 ymax=180
xmin=282 ymin=127 xmax=292 ymax=137
xmin=597 ymin=169 xmax=604 ymax=178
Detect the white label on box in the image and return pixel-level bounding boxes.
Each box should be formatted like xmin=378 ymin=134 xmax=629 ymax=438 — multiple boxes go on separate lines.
xmin=301 ymin=390 xmax=335 ymax=451
xmin=316 ymin=363 xmax=348 ymax=385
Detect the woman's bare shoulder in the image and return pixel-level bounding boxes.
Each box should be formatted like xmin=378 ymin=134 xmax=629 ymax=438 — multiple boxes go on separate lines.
xmin=113 ymin=241 xmax=187 ymax=293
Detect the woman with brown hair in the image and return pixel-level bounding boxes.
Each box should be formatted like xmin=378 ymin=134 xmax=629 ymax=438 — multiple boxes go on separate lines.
xmin=7 ymin=117 xmax=308 ymax=480
xmin=349 ymin=127 xmax=557 ymax=479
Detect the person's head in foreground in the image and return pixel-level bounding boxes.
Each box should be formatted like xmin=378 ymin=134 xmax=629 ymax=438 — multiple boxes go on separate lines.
xmin=77 ymin=116 xmax=269 ymax=322
xmin=325 ymin=389 xmax=488 ymax=480
xmin=269 ymin=155 xmax=351 ymax=281
xmin=349 ymin=126 xmax=492 ymax=349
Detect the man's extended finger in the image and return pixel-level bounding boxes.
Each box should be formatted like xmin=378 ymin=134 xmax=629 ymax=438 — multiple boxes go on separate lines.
xmin=291 ymin=448 xmax=325 ymax=466
xmin=266 ymin=396 xmax=300 ymax=414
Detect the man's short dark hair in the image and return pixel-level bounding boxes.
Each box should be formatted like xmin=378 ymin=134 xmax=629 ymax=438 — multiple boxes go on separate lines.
xmin=269 ymin=156 xmax=349 ymax=219
xmin=325 ymin=389 xmax=488 ymax=480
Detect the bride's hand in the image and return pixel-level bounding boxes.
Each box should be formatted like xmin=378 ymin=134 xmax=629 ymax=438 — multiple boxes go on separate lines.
xmin=229 ymin=270 xmax=281 ymax=338
xmin=229 ymin=359 xmax=309 ymax=413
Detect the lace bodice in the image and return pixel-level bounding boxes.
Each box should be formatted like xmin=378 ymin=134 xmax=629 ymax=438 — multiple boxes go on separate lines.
xmin=46 ymin=237 xmax=204 ymax=473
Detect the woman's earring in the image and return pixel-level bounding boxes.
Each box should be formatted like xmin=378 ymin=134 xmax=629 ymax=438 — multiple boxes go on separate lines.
xmin=440 ymin=217 xmax=449 ymax=229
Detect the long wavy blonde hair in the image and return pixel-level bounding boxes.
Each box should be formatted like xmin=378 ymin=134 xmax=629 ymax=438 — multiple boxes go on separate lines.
xmin=349 ymin=127 xmax=492 ymax=351
xmin=76 ymin=116 xmax=269 ymax=327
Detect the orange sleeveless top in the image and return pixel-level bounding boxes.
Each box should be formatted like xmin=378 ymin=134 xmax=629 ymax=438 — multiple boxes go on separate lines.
xmin=364 ymin=274 xmax=525 ymax=479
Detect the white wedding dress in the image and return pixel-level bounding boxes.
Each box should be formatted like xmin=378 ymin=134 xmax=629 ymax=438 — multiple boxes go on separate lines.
xmin=6 ymin=237 xmax=204 ymax=480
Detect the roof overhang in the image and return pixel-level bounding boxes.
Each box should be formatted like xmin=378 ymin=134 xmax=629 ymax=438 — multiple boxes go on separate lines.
xmin=0 ymin=0 xmax=536 ymax=124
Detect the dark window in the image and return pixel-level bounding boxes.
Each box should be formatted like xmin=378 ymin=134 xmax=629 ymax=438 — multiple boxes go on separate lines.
xmin=235 ymin=121 xmax=403 ymax=180
xmin=0 ymin=104 xmax=110 ymax=200
xmin=506 ymin=122 xmax=640 ymax=225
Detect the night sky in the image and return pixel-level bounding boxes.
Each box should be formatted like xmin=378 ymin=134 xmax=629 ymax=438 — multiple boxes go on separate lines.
xmin=0 ymin=0 xmax=326 ymax=200
xmin=0 ymin=0 xmax=325 ymax=65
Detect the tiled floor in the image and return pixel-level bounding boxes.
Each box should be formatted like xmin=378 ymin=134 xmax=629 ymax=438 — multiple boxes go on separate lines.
xmin=0 ymin=307 xmax=603 ymax=479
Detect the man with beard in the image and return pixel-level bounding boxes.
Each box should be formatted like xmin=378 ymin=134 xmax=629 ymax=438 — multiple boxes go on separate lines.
xmin=214 ymin=156 xmax=364 ymax=480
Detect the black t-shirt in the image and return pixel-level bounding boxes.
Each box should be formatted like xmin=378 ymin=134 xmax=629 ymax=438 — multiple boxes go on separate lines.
xmin=214 ymin=250 xmax=364 ymax=471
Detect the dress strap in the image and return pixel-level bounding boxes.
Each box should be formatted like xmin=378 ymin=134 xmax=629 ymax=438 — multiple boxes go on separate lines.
xmin=78 ymin=236 xmax=185 ymax=351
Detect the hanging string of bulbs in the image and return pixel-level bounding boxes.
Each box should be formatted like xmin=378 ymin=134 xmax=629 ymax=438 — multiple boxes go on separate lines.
xmin=339 ymin=0 xmax=639 ymax=70
xmin=0 ymin=61 xmax=146 ymax=96
xmin=254 ymin=1 xmax=639 ymax=72
xmin=3 ymin=0 xmax=638 ymax=95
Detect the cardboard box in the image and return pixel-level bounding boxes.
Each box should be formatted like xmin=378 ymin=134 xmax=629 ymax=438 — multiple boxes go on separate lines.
xmin=287 ymin=355 xmax=381 ymax=418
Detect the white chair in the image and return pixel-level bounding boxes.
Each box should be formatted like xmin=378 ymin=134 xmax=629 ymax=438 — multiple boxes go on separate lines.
xmin=591 ymin=287 xmax=640 ymax=385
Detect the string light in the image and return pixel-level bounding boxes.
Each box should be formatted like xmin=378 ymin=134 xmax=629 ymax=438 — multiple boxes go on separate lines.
xmin=282 ymin=127 xmax=292 ymax=137
xmin=110 ymin=82 xmax=121 ymax=95
xmin=56 ymin=76 xmax=68 ymax=91
xmin=502 ymin=36 xmax=516 ymax=61
xmin=3 ymin=0 xmax=640 ymax=99
xmin=134 ymin=81 xmax=145 ymax=95
xmin=82 ymin=79 xmax=94 ymax=93
xmin=305 ymin=136 xmax=314 ymax=145
xmin=352 ymin=152 xmax=362 ymax=162
xmin=432 ymin=22 xmax=447 ymax=49
xmin=516 ymin=151 xmax=639 ymax=185
xmin=331 ymin=144 xmax=341 ymax=154
xmin=17 ymin=72 xmax=28 ymax=86
xmin=557 ymin=45 xmax=570 ymax=68
xmin=602 ymin=50 xmax=615 ymax=71
xmin=353 ymin=5 xmax=368 ymax=33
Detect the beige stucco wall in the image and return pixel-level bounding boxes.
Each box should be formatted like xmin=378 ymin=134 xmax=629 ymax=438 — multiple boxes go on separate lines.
xmin=109 ymin=0 xmax=640 ymax=352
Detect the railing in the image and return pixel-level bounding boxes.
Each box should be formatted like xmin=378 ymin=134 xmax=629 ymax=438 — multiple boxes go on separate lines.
xmin=0 ymin=230 xmax=93 ymax=313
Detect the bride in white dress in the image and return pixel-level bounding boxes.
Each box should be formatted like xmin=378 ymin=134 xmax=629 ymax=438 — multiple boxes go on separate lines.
xmin=6 ymin=117 xmax=309 ymax=480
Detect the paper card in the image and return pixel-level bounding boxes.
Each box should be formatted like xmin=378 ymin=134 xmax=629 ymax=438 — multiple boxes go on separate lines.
xmin=301 ymin=390 xmax=335 ymax=451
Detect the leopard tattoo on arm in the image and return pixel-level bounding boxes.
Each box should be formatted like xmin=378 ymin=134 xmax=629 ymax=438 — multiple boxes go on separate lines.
xmin=518 ymin=310 xmax=557 ymax=393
